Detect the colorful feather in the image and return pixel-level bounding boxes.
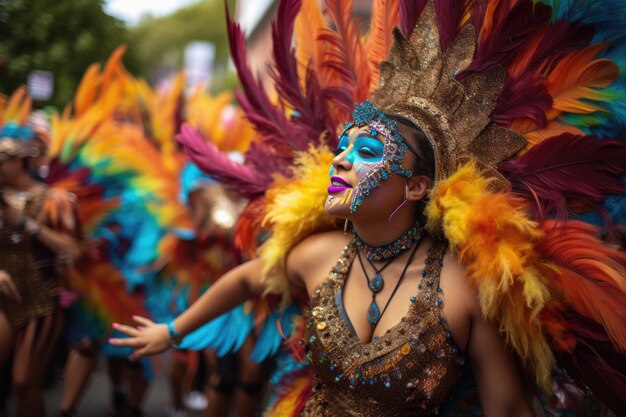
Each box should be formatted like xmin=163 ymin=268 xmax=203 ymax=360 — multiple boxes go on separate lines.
xmin=537 ymin=220 xmax=626 ymax=349
xmin=499 ymin=133 xmax=626 ymax=222
xmin=546 ymin=44 xmax=619 ymax=119
xmin=398 ymin=0 xmax=427 ymax=38
xmin=365 ymin=0 xmax=399 ymax=90
xmin=176 ymin=124 xmax=269 ymax=199
xmin=318 ymin=0 xmax=370 ymax=103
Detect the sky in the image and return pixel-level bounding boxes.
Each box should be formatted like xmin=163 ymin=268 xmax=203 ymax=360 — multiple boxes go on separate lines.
xmin=104 ymin=0 xmax=200 ymax=25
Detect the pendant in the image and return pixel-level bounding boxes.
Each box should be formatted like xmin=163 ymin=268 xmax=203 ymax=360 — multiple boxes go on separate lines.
xmin=367 ymin=301 xmax=380 ymax=326
xmin=368 ymin=273 xmax=383 ymax=293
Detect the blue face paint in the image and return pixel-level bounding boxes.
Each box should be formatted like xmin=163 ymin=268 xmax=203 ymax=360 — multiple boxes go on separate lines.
xmin=333 ymin=101 xmax=414 ymax=212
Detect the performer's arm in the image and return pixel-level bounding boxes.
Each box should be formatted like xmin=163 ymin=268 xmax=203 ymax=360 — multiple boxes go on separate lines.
xmin=110 ymin=257 xmax=267 ymax=359
xmin=1 ymin=201 xmax=82 ymax=259
xmin=468 ymin=307 xmax=535 ymax=417
xmin=31 ymin=222 xmax=82 ymax=259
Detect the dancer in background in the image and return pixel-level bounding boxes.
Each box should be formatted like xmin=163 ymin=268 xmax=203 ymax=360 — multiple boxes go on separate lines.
xmin=0 ymin=88 xmax=82 ymax=417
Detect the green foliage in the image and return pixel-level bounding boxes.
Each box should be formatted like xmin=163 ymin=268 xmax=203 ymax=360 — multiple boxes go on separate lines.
xmin=0 ymin=0 xmax=138 ymax=107
xmin=127 ymin=0 xmax=236 ymax=87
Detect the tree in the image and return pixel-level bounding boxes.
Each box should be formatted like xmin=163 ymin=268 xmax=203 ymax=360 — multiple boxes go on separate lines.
xmin=127 ymin=0 xmax=235 ymax=90
xmin=0 ymin=0 xmax=138 ymax=107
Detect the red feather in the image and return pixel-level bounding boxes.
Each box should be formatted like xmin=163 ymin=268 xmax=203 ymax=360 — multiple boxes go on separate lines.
xmin=225 ymin=2 xmax=300 ymax=154
xmin=553 ymin=309 xmax=626 ymax=417
xmin=398 ymin=0 xmax=427 ymax=38
xmin=433 ymin=0 xmax=467 ymax=51
xmin=493 ymin=72 xmax=552 ymax=127
xmin=270 ymin=0 xmax=333 ymax=148
xmin=537 ymin=220 xmax=626 ymax=350
xmin=507 ymin=20 xmax=594 ymax=79
xmin=459 ymin=1 xmax=551 ymax=78
xmin=176 ymin=124 xmax=269 ymax=199
xmin=499 ymin=134 xmax=626 ymax=221
xmin=318 ymin=0 xmax=370 ymax=103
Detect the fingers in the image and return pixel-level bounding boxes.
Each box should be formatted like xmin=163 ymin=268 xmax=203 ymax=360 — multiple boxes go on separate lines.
xmin=132 ymin=315 xmax=154 ymax=327
xmin=129 ymin=347 xmax=149 ymax=361
xmin=108 ymin=336 xmax=145 ymax=348
xmin=112 ymin=322 xmax=139 ymax=337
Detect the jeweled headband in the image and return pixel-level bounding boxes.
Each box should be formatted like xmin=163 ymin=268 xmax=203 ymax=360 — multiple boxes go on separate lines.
xmin=0 ymin=122 xmax=37 ymax=160
xmin=341 ymin=101 xmax=421 ymax=212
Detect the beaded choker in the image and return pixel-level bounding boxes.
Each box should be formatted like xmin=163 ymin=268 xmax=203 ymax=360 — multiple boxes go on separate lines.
xmin=353 ymin=224 xmax=423 ymax=262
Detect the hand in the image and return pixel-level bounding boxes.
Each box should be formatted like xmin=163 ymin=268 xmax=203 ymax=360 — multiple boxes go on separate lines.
xmin=0 ymin=270 xmax=21 ymax=301
xmin=109 ymin=316 xmax=171 ymax=360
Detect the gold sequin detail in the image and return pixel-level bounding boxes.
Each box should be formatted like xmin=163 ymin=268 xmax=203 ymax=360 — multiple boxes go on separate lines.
xmin=301 ymin=239 xmax=464 ymax=417
xmin=370 ymin=1 xmax=526 ymax=189
xmin=0 ymin=188 xmax=57 ymax=329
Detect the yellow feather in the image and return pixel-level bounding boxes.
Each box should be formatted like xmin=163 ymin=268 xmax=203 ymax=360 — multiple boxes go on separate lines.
xmin=427 ymin=162 xmax=555 ymax=391
xmin=259 ymin=145 xmax=339 ymax=304
xmin=263 ymin=374 xmax=311 ymax=417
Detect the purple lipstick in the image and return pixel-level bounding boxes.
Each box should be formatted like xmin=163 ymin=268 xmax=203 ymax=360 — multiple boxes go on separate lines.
xmin=328 ymin=176 xmax=352 ymax=193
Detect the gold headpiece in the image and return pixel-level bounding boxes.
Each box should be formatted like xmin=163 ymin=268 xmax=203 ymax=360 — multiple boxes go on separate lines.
xmin=370 ymin=2 xmax=526 ymax=187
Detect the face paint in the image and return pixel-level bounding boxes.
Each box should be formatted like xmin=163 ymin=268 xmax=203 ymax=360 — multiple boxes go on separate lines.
xmin=328 ymin=126 xmax=385 ymax=210
xmin=338 ymin=101 xmax=413 ymax=212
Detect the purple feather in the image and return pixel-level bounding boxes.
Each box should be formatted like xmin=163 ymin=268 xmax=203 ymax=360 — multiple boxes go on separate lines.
xmin=270 ymin=0 xmax=336 ymax=148
xmin=459 ymin=1 xmax=551 ymax=78
xmin=493 ymin=73 xmax=552 ymax=127
xmin=525 ymin=20 xmax=594 ymax=76
xmin=433 ymin=0 xmax=464 ymax=51
xmin=499 ymin=134 xmax=626 ymax=222
xmin=225 ymin=2 xmax=300 ymax=154
xmin=175 ymin=124 xmax=269 ymax=199
xmin=555 ymin=309 xmax=626 ymax=417
xmin=398 ymin=0 xmax=427 ymax=38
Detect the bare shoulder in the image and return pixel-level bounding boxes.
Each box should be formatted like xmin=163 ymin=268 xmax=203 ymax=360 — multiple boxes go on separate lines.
xmin=440 ymin=249 xmax=480 ymax=313
xmin=439 ymin=248 xmax=482 ymax=351
xmin=287 ymin=229 xmax=350 ymax=292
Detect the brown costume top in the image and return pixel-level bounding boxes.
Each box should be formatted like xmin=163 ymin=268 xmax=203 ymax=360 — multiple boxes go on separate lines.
xmin=301 ymin=239 xmax=464 ymax=416
xmin=0 ymin=187 xmax=66 ymax=329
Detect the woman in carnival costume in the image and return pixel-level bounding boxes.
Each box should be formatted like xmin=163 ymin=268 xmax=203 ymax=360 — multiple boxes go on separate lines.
xmin=0 ymin=88 xmax=82 ymax=417
xmin=113 ymin=0 xmax=626 ymax=415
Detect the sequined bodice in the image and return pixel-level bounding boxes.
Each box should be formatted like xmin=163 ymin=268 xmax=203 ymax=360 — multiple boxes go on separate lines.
xmin=0 ymin=188 xmax=56 ymax=329
xmin=302 ymin=240 xmax=464 ymax=416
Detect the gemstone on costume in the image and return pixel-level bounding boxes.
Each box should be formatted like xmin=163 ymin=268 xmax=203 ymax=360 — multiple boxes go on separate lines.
xmin=317 ymin=321 xmax=327 ymax=330
xmin=410 ymin=296 xmax=417 ymax=303
xmin=367 ymin=302 xmax=381 ymax=325
xmin=401 ymin=343 xmax=412 ymax=356
xmin=369 ymin=273 xmax=383 ymax=292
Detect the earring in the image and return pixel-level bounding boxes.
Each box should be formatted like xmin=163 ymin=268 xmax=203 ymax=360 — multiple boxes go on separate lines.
xmin=343 ymin=219 xmax=350 ymax=234
xmin=387 ymin=184 xmax=410 ymax=223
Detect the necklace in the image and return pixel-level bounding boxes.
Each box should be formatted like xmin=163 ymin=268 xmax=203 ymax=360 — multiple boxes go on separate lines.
xmin=353 ymin=224 xmax=423 ymax=262
xmin=357 ymin=238 xmax=422 ymax=328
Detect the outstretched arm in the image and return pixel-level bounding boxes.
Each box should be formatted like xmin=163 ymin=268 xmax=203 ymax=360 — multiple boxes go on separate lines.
xmin=110 ymin=257 xmax=266 ymax=359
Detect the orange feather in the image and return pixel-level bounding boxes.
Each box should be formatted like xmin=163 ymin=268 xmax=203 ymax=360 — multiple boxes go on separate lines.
xmin=318 ymin=0 xmax=370 ymax=102
xmin=546 ymin=43 xmax=619 ymax=119
xmin=537 ymin=221 xmax=626 ymax=350
xmin=295 ymin=0 xmax=327 ymax=86
xmin=74 ymin=63 xmax=102 ymax=117
xmin=365 ymin=0 xmax=399 ymax=91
